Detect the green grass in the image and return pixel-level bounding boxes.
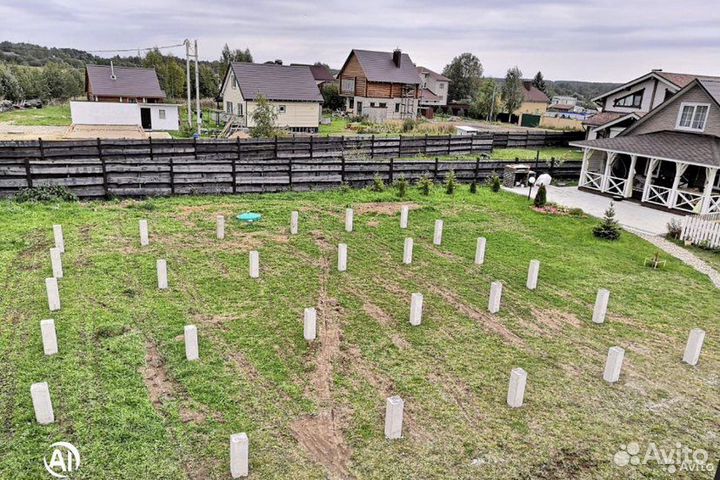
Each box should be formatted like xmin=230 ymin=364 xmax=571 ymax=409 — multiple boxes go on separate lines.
xmin=490 ymin=147 xmax=583 ymax=162
xmin=319 ymin=117 xmax=352 ymax=136
xmin=1 ymin=188 xmax=717 ymax=479
xmin=0 ymin=104 xmax=71 ymax=126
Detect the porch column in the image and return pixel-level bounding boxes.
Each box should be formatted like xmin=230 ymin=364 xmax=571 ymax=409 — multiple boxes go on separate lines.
xmin=701 ymin=167 xmax=718 ymax=214
xmin=642 ymin=158 xmax=660 ymax=202
xmin=578 ymin=148 xmax=590 ymax=187
xmin=601 ymin=152 xmax=617 ymax=192
xmin=669 ymin=162 xmax=689 ymax=209
xmin=623 ymin=155 xmax=637 ymax=198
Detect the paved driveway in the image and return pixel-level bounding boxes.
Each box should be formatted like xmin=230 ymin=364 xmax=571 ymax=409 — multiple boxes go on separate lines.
xmin=505 ymin=185 xmax=683 ymax=235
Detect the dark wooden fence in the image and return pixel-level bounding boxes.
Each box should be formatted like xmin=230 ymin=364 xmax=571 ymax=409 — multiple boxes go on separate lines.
xmin=0 ymin=131 xmax=583 ymax=199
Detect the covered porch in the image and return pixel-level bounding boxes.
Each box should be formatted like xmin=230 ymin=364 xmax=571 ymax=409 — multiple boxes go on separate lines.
xmin=571 ymin=132 xmax=720 ymax=214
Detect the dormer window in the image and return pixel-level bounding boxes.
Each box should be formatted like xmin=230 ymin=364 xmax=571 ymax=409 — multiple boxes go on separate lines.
xmin=676 ymin=102 xmax=710 ymax=132
xmin=614 ymin=89 xmax=644 ymax=108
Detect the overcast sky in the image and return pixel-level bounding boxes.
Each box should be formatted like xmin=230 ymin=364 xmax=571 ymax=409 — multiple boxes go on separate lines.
xmin=2 ymin=0 xmax=719 ymax=82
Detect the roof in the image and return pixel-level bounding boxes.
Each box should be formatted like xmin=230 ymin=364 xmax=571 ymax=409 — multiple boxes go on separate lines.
xmin=417 ymin=66 xmax=450 ymax=82
xmin=548 ymin=103 xmax=574 ymax=111
xmin=342 ymin=49 xmax=420 ymax=84
xmin=583 ymin=111 xmax=634 ymax=127
xmin=571 ymin=131 xmax=720 ymax=167
xmin=228 ymin=63 xmax=323 ymax=102
xmin=86 ymin=65 xmax=165 ymax=99
xmin=592 ymin=70 xmax=720 ymax=103
xmin=292 ymin=64 xmax=336 ymax=82
xmin=522 ymin=81 xmax=549 ymax=103
xmin=419 ymin=88 xmax=441 ymax=101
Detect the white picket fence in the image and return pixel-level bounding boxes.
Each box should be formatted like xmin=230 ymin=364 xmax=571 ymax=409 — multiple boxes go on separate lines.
xmin=680 ymin=215 xmax=720 ymax=248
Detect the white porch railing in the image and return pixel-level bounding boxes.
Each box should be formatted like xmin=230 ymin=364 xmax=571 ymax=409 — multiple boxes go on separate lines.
xmin=673 ymin=190 xmax=704 ymax=213
xmin=645 ymin=185 xmax=671 ymax=207
xmin=605 ymin=176 xmax=627 ymax=196
xmin=583 ymin=171 xmax=603 ymax=190
xmin=705 ymin=195 xmax=720 ymax=214
xmin=680 ymin=216 xmax=720 ymax=249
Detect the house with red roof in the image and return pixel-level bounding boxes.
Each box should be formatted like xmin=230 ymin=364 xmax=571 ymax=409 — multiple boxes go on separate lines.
xmin=585 ymin=69 xmax=720 ymax=140
xmin=513 ymin=81 xmax=550 ymax=127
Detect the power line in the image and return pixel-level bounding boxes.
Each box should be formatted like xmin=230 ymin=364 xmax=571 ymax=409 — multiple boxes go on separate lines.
xmin=86 ymin=43 xmax=186 ymax=54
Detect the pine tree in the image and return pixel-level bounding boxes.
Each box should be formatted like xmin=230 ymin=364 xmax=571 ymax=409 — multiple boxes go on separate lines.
xmin=533 ymin=71 xmax=547 ymax=95
xmin=593 ymin=202 xmax=622 ymax=240
xmin=534 ymin=184 xmax=547 ymax=208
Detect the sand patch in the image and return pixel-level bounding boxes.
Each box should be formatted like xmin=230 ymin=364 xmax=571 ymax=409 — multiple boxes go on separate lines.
xmin=529 ymin=308 xmax=582 ymax=334
xmin=354 ymin=202 xmax=420 ymax=216
xmin=291 ymin=411 xmax=354 ymax=480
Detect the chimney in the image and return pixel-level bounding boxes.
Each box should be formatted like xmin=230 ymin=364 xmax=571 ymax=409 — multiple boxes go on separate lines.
xmin=651 ymin=68 xmax=663 ymax=72
xmin=110 ymin=61 xmax=116 ymax=80
xmin=393 ymin=48 xmax=402 ymax=68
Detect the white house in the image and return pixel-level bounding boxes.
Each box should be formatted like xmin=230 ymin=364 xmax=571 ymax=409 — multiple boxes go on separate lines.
xmin=220 ymin=62 xmax=323 ymax=133
xmin=71 ymin=64 xmax=180 ymax=131
xmin=417 ymin=66 xmax=450 ymax=116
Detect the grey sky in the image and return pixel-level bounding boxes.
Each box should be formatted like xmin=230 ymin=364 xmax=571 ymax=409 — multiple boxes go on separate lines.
xmin=1 ymin=0 xmax=719 ymax=82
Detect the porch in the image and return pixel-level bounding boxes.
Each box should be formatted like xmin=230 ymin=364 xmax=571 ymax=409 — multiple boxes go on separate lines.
xmin=576 ymin=148 xmax=720 ymax=214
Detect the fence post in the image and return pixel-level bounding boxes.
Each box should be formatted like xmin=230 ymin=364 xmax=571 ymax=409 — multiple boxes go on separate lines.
xmin=370 ymin=134 xmax=375 ymax=158
xmin=535 ymin=150 xmax=540 ymax=171
xmin=398 ymin=135 xmax=402 ymax=158
xmin=447 ymin=134 xmax=451 ymax=155
xmin=234 ymin=137 xmax=240 ymax=195
xmin=525 ymin=130 xmax=530 ymax=149
xmin=434 ymin=157 xmax=439 ymax=180
xmin=389 ymin=157 xmax=394 ymax=184
xmin=97 ymin=138 xmax=108 ymax=198
xmin=288 ymin=157 xmax=293 ymax=191
xmin=27 ymin=138 xmax=40 ymax=188
xmin=274 ymin=135 xmax=278 ymax=159
xmin=424 ymin=134 xmax=428 ymax=155
xmin=193 ymin=136 xmax=198 ymax=160
xmin=341 ymin=153 xmax=346 ymax=184
xmin=309 ymin=135 xmax=314 ymax=159
xmin=474 ymin=157 xmax=480 ymax=184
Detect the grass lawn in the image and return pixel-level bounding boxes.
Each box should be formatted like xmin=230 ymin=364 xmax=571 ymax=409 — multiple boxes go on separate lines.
xmin=490 ymin=147 xmax=583 ymax=162
xmin=319 ymin=117 xmax=353 ymax=136
xmin=0 ymin=104 xmax=71 ymax=126
xmin=0 ymin=188 xmax=717 ymax=479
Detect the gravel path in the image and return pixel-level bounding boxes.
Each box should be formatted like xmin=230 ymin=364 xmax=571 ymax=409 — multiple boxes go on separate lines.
xmin=628 ymin=228 xmax=720 ymax=289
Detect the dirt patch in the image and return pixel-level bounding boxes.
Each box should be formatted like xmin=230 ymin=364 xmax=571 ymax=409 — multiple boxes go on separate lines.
xmin=528 ymin=447 xmax=598 ymax=479
xmin=291 ymin=411 xmax=354 ymax=480
xmin=362 ymin=301 xmax=410 ymax=350
xmin=354 ymin=202 xmax=420 ymax=216
xmin=529 ymin=308 xmax=582 ymax=334
xmin=424 ymin=283 xmax=526 ymax=348
xmin=366 ymin=220 xmax=380 ymax=228
xmin=141 ymin=341 xmax=208 ymax=424
xmin=190 ymin=312 xmax=237 ymax=330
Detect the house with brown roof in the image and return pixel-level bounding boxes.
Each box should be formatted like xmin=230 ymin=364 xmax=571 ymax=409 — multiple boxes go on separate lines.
xmin=336 ymin=49 xmax=420 ymax=122
xmin=70 ymin=64 xmax=179 ymax=131
xmin=220 ymin=62 xmax=324 ymax=133
xmin=513 ymin=81 xmax=550 ymax=127
xmin=417 ymin=66 xmax=450 ymax=116
xmin=585 ymin=69 xmax=720 ymax=140
xmin=571 ymin=78 xmax=720 ymax=214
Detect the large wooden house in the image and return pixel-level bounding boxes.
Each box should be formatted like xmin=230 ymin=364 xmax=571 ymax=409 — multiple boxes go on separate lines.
xmin=336 ymin=49 xmax=420 ymax=122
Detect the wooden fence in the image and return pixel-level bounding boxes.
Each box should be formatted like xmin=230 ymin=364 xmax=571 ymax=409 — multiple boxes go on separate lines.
xmin=0 ymin=132 xmax=583 ymax=199
xmin=680 ymin=215 xmax=720 ymax=249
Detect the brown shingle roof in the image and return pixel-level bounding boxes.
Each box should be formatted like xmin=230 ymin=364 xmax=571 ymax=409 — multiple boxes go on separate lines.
xmin=522 ymin=81 xmax=549 ymax=103
xmin=583 ymin=111 xmax=631 ymax=127
xmin=86 ymin=65 xmax=165 ymax=99
xmin=655 ymin=71 xmax=720 ymax=88
xmin=571 ymin=131 xmax=720 ymax=167
xmin=419 ymin=88 xmax=441 ymax=101
xmin=417 ymin=66 xmax=450 ymax=82
xmin=348 ymin=50 xmax=421 ymax=84
xmin=230 ymin=63 xmax=323 ymax=102
xmin=292 ymin=64 xmax=336 ymax=82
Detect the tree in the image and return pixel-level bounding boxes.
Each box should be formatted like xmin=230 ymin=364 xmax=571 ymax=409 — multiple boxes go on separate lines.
xmin=593 ymin=202 xmax=622 ymax=240
xmin=534 ymin=184 xmax=547 ymax=208
xmin=533 ymin=71 xmax=547 ymax=95
xmin=0 ymin=65 xmax=23 ymax=102
xmin=250 ymin=95 xmax=278 ymax=138
xmin=220 ymin=44 xmax=253 ymax=76
xmin=442 ymin=53 xmax=483 ymax=102
xmin=469 ymin=79 xmax=500 ymax=120
xmin=322 ymin=84 xmax=344 ymax=111
xmin=198 ymin=64 xmax=219 ymax=99
xmin=502 ymin=66 xmax=524 ymax=115
xmin=41 ymin=62 xmax=82 ymax=100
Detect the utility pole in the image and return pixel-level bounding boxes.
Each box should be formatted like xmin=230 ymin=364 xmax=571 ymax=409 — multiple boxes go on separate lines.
xmin=194 ymin=39 xmax=201 ymax=136
xmin=185 ymin=39 xmax=192 ymax=128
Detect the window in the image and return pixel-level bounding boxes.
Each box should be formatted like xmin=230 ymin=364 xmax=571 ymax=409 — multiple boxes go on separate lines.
xmin=226 ymin=101 xmax=233 ymax=114
xmin=379 ymin=103 xmax=387 ymax=108
xmin=231 ymin=78 xmax=236 ymax=89
xmin=676 ymin=102 xmax=710 ymax=131
xmin=238 ymin=103 xmax=243 ymax=116
xmin=341 ymin=77 xmax=355 ymax=94
xmin=395 ymin=103 xmax=400 ymax=113
xmin=439 ymin=83 xmax=445 ymax=90
xmin=278 ymin=105 xmax=286 ymax=114
xmin=613 ymin=89 xmax=644 ymax=108
xmin=158 ymin=109 xmax=166 ymax=119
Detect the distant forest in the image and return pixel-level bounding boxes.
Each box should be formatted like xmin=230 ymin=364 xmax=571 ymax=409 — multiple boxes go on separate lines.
xmin=0 ymin=40 xmax=620 ymax=108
